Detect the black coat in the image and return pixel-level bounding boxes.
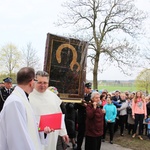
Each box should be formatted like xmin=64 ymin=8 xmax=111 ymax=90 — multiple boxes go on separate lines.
xmin=0 ymin=87 xmax=13 ymax=111
xmin=112 ymin=95 xmax=121 ymax=101
xmin=147 ymin=102 xmax=150 ymax=116
xmin=65 ymin=103 xmax=77 ymax=138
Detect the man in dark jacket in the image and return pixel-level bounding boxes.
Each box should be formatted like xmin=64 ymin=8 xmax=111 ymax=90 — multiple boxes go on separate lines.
xmin=111 ymin=90 xmax=121 ymax=132
xmin=74 ymin=82 xmax=92 ymax=150
xmin=0 ymin=77 xmax=13 ymax=111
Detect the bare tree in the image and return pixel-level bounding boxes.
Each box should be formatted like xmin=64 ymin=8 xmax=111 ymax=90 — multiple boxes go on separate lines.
xmin=136 ymin=39 xmax=150 ymax=70
xmin=0 ymin=43 xmax=21 ymax=77
xmin=22 ymin=42 xmax=40 ymax=69
xmin=143 ymin=44 xmax=150 ymax=67
xmin=57 ymin=0 xmax=146 ymax=89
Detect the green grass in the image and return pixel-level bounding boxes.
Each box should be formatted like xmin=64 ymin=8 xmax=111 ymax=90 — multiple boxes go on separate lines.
xmin=98 ymin=85 xmax=137 ymax=92
xmin=104 ymin=129 xmax=150 ymax=150
xmin=113 ymin=130 xmax=150 ymax=150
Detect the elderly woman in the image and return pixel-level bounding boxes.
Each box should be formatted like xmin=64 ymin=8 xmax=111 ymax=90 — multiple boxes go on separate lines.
xmin=85 ymin=91 xmax=104 ymax=150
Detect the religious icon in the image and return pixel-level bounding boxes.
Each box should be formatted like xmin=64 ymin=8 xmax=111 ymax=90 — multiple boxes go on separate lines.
xmin=44 ymin=33 xmax=88 ymax=102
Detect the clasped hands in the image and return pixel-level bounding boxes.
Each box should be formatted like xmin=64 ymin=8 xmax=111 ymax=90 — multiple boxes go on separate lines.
xmin=43 ymin=127 xmax=69 ymax=143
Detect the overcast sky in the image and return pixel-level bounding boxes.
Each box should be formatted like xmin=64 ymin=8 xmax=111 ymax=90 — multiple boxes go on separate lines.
xmin=0 ymin=0 xmax=150 ymax=80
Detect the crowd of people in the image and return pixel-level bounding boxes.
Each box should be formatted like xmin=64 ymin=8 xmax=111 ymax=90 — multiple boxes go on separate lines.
xmin=67 ymin=85 xmax=150 ymax=150
xmin=67 ymin=87 xmax=150 ymax=150
xmin=0 ymin=67 xmax=150 ymax=150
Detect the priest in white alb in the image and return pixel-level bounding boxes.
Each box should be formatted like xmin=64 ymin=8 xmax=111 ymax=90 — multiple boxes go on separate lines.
xmin=29 ymin=71 xmax=69 ymax=150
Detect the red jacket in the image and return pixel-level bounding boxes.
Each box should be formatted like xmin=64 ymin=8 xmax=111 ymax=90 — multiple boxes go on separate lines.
xmin=85 ymin=104 xmax=104 ymax=137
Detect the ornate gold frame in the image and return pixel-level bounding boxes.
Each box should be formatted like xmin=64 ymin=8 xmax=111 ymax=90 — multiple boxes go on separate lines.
xmin=44 ymin=33 xmax=88 ymax=102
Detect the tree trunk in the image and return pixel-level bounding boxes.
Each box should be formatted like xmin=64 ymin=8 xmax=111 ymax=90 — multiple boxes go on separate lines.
xmin=9 ymin=69 xmax=12 ymax=78
xmin=93 ymin=52 xmax=100 ymax=89
xmin=146 ymin=83 xmax=149 ymax=96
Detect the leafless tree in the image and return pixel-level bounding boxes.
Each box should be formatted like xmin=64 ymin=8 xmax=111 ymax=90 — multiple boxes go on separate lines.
xmin=22 ymin=42 xmax=40 ymax=70
xmin=143 ymin=46 xmax=150 ymax=66
xmin=57 ymin=0 xmax=146 ymax=89
xmin=137 ymin=39 xmax=150 ymax=70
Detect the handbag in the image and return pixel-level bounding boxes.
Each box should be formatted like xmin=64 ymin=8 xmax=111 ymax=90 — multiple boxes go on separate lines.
xmin=127 ymin=107 xmax=132 ymax=114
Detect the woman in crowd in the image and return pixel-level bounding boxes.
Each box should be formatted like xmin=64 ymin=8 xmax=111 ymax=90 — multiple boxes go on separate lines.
xmin=100 ymin=93 xmax=107 ymax=141
xmin=117 ymin=93 xmax=128 ymax=136
xmin=100 ymin=93 xmax=107 ymax=108
xmin=132 ymin=91 xmax=147 ymax=140
xmin=85 ymin=91 xmax=104 ymax=150
xmin=103 ymin=97 xmax=117 ymax=144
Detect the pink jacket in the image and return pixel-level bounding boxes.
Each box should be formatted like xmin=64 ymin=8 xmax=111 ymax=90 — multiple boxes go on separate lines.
xmin=132 ymin=98 xmax=147 ymax=116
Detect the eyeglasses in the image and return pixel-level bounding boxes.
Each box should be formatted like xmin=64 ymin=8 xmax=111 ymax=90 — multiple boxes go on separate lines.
xmin=29 ymin=78 xmax=38 ymax=82
xmin=37 ymin=81 xmax=48 ymax=85
xmin=34 ymin=78 xmax=38 ymax=82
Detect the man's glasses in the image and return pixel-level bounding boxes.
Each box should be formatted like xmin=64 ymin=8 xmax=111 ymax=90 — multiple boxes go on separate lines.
xmin=29 ymin=78 xmax=38 ymax=82
xmin=33 ymin=78 xmax=38 ymax=82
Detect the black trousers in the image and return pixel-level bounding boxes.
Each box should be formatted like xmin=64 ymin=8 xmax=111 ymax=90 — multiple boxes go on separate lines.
xmin=76 ymin=122 xmax=85 ymax=150
xmin=85 ymin=136 xmax=102 ymax=150
xmin=128 ymin=124 xmax=134 ymax=135
xmin=105 ymin=122 xmax=115 ymax=141
xmin=119 ymin=115 xmax=127 ymax=135
xmin=133 ymin=114 xmax=144 ymax=135
xmin=114 ymin=118 xmax=119 ymax=132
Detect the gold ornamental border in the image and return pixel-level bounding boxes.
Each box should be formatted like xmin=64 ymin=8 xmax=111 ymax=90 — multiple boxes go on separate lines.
xmin=61 ymin=98 xmax=82 ymax=103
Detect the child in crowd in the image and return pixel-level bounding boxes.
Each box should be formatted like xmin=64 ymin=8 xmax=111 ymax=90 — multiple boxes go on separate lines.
xmin=103 ymin=97 xmax=117 ymax=144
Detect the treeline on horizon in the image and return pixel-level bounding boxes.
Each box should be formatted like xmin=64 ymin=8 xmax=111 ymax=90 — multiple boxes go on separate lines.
xmin=87 ymin=80 xmax=136 ymax=92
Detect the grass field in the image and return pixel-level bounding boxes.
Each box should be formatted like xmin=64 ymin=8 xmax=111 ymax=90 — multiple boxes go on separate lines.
xmin=98 ymin=85 xmax=137 ymax=93
xmin=111 ymin=130 xmax=150 ymax=150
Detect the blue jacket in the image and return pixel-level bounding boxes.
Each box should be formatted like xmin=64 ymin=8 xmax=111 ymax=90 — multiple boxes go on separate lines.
xmin=145 ymin=118 xmax=150 ymax=129
xmin=104 ymin=103 xmax=117 ymax=123
xmin=112 ymin=100 xmax=122 ymax=108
